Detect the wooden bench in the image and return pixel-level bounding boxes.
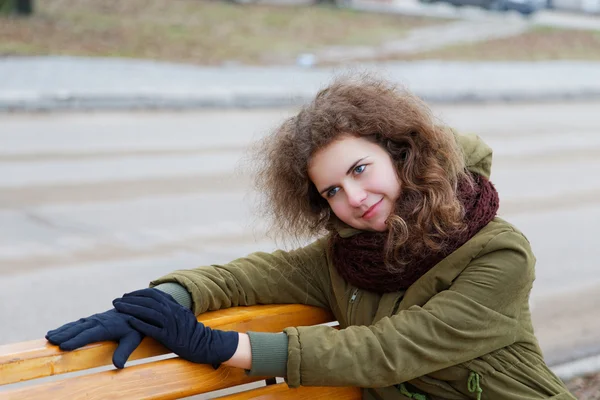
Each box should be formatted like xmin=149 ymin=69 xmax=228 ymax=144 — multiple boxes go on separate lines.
xmin=0 ymin=304 xmax=362 ymax=399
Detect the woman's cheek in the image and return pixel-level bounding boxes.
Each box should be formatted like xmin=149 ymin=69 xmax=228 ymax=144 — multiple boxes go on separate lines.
xmin=329 ymin=200 xmax=345 ymax=220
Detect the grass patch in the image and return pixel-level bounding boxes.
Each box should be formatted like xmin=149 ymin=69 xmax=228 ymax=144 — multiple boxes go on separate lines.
xmin=0 ymin=0 xmax=442 ymax=65
xmin=401 ymin=26 xmax=600 ymax=61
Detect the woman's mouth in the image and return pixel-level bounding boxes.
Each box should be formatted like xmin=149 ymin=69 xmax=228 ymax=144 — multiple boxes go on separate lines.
xmin=362 ymin=199 xmax=383 ymax=220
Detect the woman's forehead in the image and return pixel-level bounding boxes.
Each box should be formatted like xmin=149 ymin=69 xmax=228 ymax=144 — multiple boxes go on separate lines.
xmin=308 ymin=137 xmax=380 ymax=182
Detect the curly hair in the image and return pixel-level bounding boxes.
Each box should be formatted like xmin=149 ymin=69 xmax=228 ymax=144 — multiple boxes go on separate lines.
xmin=251 ymin=74 xmax=473 ymax=265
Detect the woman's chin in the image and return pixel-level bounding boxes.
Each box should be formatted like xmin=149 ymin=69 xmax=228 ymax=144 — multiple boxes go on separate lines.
xmin=368 ymin=219 xmax=389 ymax=232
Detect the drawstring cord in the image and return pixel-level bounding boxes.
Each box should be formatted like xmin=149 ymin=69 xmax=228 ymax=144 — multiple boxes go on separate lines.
xmin=397 ymin=383 xmax=427 ymax=400
xmin=468 ymin=371 xmax=483 ymax=400
xmin=397 ymin=372 xmax=482 ymax=400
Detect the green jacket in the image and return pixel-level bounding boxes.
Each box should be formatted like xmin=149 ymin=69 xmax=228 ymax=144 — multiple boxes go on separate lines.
xmin=150 ymin=134 xmax=574 ymax=400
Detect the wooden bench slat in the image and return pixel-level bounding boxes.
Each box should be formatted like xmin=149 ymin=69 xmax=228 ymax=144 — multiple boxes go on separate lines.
xmin=0 ymin=304 xmax=334 ymax=386
xmin=1 ymin=359 xmax=266 ymax=400
xmin=214 ymin=383 xmax=363 ymax=400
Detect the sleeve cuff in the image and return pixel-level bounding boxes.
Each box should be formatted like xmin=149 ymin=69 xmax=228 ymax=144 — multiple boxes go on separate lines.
xmin=153 ymin=282 xmax=192 ymax=310
xmin=246 ymin=332 xmax=288 ymax=377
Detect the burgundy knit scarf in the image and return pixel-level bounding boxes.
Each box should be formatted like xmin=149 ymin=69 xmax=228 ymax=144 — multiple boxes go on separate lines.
xmin=329 ymin=175 xmax=499 ymax=293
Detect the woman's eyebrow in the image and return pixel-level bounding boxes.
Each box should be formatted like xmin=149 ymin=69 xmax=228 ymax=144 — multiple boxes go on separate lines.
xmin=319 ymin=157 xmax=368 ymax=195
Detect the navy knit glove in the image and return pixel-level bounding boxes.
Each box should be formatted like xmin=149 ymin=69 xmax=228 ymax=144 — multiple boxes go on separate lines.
xmin=113 ymin=288 xmax=239 ymax=366
xmin=45 ymin=308 xmax=143 ymax=369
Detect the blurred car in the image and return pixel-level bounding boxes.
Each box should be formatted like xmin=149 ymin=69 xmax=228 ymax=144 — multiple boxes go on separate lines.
xmin=419 ymin=0 xmax=547 ymax=15
xmin=548 ymin=0 xmax=600 ymax=13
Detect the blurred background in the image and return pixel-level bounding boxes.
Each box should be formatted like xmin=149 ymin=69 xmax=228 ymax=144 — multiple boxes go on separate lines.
xmin=1 ymin=0 xmax=599 ymax=398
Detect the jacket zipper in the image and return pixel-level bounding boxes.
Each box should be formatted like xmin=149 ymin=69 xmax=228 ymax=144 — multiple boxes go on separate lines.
xmin=348 ymin=288 xmax=360 ymax=324
xmin=350 ymin=288 xmax=359 ymax=303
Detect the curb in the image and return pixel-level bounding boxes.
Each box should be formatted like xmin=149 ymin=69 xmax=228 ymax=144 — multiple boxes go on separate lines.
xmin=2 ymin=90 xmax=600 ymax=112
xmin=553 ymin=353 xmax=600 ymax=381
xmin=3 ymin=58 xmax=600 ymax=112
xmin=0 ymin=92 xmax=311 ymax=112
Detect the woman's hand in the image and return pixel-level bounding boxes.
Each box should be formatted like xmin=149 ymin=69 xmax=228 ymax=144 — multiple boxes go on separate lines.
xmin=45 ymin=308 xmax=143 ymax=369
xmin=113 ymin=288 xmax=239 ymax=366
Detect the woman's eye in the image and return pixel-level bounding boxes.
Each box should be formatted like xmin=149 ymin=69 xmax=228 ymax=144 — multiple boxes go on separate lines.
xmin=326 ymin=187 xmax=339 ymax=198
xmin=354 ymin=165 xmax=366 ymax=174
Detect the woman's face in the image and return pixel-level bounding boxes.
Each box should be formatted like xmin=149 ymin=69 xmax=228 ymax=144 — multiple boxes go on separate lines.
xmin=308 ymin=135 xmax=401 ymax=232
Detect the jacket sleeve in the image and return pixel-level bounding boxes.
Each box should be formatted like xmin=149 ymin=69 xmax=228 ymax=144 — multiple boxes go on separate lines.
xmin=149 ymin=238 xmax=332 ymax=316
xmin=283 ymin=229 xmax=536 ymax=388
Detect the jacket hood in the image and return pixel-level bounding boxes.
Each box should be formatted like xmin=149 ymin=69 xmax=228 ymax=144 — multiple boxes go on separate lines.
xmin=456 ymin=132 xmax=493 ymax=179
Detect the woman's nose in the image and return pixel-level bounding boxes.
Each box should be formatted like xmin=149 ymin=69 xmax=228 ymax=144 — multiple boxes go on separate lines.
xmin=346 ymin=185 xmax=367 ymax=207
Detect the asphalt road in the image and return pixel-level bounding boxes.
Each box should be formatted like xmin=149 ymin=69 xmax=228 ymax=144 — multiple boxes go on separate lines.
xmin=1 ymin=102 xmax=599 ymax=370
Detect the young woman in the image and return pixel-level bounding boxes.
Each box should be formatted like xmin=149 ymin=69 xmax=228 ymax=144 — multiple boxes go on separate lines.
xmin=46 ymin=76 xmax=574 ymax=399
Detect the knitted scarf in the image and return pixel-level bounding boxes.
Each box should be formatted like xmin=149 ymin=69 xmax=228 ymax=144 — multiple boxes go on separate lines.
xmin=329 ymin=175 xmax=499 ymax=293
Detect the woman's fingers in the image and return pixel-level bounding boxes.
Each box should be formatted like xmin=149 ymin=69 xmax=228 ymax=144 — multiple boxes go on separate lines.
xmin=46 ymin=320 xmax=95 ymax=345
xmin=127 ymin=316 xmax=163 ymax=339
xmin=112 ymin=330 xmax=143 ymax=369
xmin=45 ymin=318 xmax=82 ymax=339
xmin=59 ymin=325 xmax=106 ymax=350
xmin=113 ymin=299 xmax=167 ymax=328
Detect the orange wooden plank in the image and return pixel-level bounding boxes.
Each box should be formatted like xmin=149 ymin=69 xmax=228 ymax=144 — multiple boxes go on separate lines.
xmin=1 ymin=358 xmax=266 ymax=400
xmin=0 ymin=304 xmax=334 ymax=386
xmin=214 ymin=383 xmax=363 ymax=400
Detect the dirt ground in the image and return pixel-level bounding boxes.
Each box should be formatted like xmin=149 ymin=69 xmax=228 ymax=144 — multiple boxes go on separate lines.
xmin=565 ymin=372 xmax=600 ymax=400
xmin=0 ymin=0 xmax=437 ymax=65
xmin=1 ymin=1 xmax=600 ymax=64
xmin=403 ymin=26 xmax=600 ymax=61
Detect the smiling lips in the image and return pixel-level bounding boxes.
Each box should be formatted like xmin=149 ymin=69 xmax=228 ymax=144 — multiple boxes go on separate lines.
xmin=362 ymin=199 xmax=383 ymax=220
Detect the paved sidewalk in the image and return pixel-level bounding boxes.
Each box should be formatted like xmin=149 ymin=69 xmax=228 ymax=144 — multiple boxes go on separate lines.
xmin=1 ymin=56 xmax=600 ymax=111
